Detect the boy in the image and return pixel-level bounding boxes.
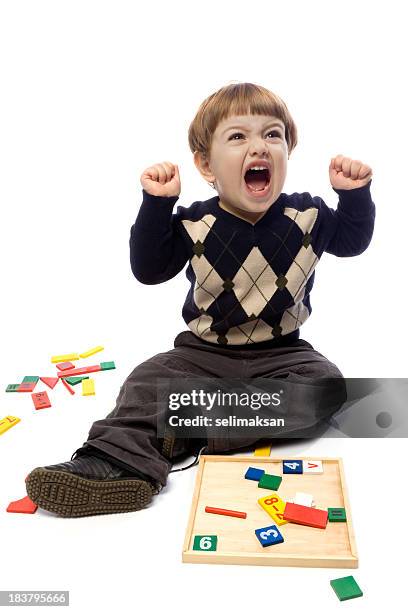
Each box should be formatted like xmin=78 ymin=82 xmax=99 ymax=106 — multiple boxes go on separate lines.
xmin=26 ymin=82 xmax=375 ymax=517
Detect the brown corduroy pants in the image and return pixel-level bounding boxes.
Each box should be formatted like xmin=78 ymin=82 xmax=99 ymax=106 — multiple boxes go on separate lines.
xmin=72 ymin=331 xmax=345 ymax=487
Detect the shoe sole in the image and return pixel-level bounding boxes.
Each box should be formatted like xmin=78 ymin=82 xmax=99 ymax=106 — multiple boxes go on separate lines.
xmin=26 ymin=468 xmax=153 ymax=518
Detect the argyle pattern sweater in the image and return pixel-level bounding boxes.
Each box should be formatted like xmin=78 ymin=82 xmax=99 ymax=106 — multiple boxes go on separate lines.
xmin=130 ymin=182 xmax=375 ymax=346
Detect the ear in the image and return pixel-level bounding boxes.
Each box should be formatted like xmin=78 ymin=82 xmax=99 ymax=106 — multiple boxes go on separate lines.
xmin=194 ymin=151 xmax=216 ymax=184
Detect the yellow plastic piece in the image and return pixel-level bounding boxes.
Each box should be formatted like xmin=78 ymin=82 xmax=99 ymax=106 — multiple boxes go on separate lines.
xmin=79 ymin=345 xmax=104 ymax=359
xmin=258 ymin=492 xmax=288 ymax=526
xmin=51 ymin=353 xmax=80 ymax=364
xmin=254 ymin=444 xmax=271 ymax=457
xmin=82 ymin=378 xmax=95 ymax=396
xmin=0 ymin=415 xmax=21 ymax=436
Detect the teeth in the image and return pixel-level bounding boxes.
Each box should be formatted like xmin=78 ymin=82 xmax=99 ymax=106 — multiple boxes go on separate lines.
xmin=247 ymin=166 xmax=268 ymax=171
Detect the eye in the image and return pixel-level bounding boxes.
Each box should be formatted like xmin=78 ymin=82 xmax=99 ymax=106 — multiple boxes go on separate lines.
xmin=229 ymin=132 xmax=244 ymax=140
xmin=266 ymin=130 xmax=282 ymax=139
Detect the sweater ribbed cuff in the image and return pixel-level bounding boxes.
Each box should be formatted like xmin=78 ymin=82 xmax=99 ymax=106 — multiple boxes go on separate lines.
xmin=134 ymin=189 xmax=180 ymax=231
xmin=332 ymin=180 xmax=374 ymax=218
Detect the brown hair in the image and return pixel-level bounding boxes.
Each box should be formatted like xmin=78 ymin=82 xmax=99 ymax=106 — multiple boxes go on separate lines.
xmin=188 ymin=82 xmax=298 ymax=159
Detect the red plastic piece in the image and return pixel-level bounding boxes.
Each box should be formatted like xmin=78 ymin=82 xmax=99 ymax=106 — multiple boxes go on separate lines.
xmin=7 ymin=496 xmax=38 ymax=514
xmin=31 ymin=391 xmax=51 ymax=410
xmin=61 ymin=378 xmax=75 ymax=395
xmin=17 ymin=382 xmax=36 ymax=392
xmin=205 ymin=506 xmax=247 ymax=519
xmin=283 ymin=502 xmax=328 ymax=529
xmin=40 ymin=376 xmax=59 ymax=389
xmin=56 ymin=361 xmax=75 ymax=372
xmin=57 ymin=365 xmax=101 ymax=378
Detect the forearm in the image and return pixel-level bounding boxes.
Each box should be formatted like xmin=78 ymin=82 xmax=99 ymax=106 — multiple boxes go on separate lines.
xmin=130 ymin=190 xmax=188 ymax=284
xmin=325 ymin=181 xmax=376 ymax=257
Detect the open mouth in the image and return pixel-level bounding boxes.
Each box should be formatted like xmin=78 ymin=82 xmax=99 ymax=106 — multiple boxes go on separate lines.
xmin=244 ymin=167 xmax=271 ymax=194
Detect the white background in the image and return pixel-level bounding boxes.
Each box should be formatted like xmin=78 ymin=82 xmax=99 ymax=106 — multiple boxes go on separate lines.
xmin=0 ymin=1 xmax=406 ymax=610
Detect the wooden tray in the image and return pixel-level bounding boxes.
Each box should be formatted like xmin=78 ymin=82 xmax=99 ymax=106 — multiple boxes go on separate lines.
xmin=182 ymin=456 xmax=358 ymax=568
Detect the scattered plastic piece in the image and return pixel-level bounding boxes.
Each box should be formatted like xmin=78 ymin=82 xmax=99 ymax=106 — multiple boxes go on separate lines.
xmin=254 ymin=444 xmax=271 ymax=456
xmin=192 ymin=536 xmax=217 ymax=551
xmin=51 ymin=353 xmax=79 ymax=364
xmin=57 ymin=365 xmax=101 ymax=378
xmin=17 ymin=382 xmax=37 ymax=392
xmin=328 ymin=507 xmax=347 ymax=522
xmin=330 ymin=576 xmax=363 ymax=601
xmin=31 ymin=391 xmax=52 ymax=410
xmin=258 ymin=474 xmax=282 ymax=491
xmin=245 ymin=467 xmax=265 ymax=481
xmin=283 ymin=502 xmax=328 ymax=529
xmin=283 ymin=460 xmax=303 ymax=474
xmin=40 ymin=377 xmax=59 ymax=389
xmin=61 ymin=378 xmax=75 ymax=395
xmin=65 ymin=376 xmax=89 ymax=386
xmin=294 ymin=492 xmax=314 ymax=507
xmin=100 ymin=361 xmax=115 ymax=371
xmin=258 ymin=493 xmax=287 ymax=526
xmin=303 ymin=460 xmax=323 ymax=474
xmin=205 ymin=506 xmax=247 ymax=519
xmin=0 ymin=416 xmax=21 ymax=435
xmin=82 ymin=378 xmax=95 ymax=396
xmin=7 ymin=496 xmax=38 ymax=514
xmin=56 ymin=362 xmax=75 ymax=372
xmin=255 ymin=524 xmax=284 ymax=547
xmin=80 ymin=346 xmax=104 ymax=359
xmin=6 ymin=384 xmax=20 ymax=392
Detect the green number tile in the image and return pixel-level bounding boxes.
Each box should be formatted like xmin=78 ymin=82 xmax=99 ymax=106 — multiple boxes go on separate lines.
xmin=100 ymin=361 xmax=115 ymax=371
xmin=330 ymin=576 xmax=363 ymax=601
xmin=328 ymin=507 xmax=347 ymax=522
xmin=192 ymin=535 xmax=217 ymax=551
xmin=258 ymin=474 xmax=282 ymax=491
xmin=22 ymin=376 xmax=39 ymax=383
xmin=65 ymin=376 xmax=89 ymax=385
xmin=6 ymin=384 xmax=20 ymax=392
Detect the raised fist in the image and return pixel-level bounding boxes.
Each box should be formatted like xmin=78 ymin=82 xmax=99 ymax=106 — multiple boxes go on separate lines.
xmin=140 ymin=161 xmax=181 ymax=197
xmin=329 ymin=155 xmax=372 ymax=190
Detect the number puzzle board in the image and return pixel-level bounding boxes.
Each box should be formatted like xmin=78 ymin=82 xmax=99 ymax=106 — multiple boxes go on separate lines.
xmin=182 ymin=456 xmax=358 ymax=568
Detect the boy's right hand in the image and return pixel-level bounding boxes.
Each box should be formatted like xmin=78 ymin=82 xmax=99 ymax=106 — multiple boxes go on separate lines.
xmin=140 ymin=161 xmax=181 ymax=197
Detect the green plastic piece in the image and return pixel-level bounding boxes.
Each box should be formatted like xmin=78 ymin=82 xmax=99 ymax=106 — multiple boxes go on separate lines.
xmin=330 ymin=576 xmax=363 ymax=601
xmin=328 ymin=507 xmax=347 ymax=522
xmin=100 ymin=361 xmax=115 ymax=371
xmin=22 ymin=376 xmax=39 ymax=383
xmin=258 ymin=474 xmax=282 ymax=491
xmin=65 ymin=376 xmax=89 ymax=385
xmin=6 ymin=384 xmax=20 ymax=392
xmin=192 ymin=535 xmax=217 ymax=551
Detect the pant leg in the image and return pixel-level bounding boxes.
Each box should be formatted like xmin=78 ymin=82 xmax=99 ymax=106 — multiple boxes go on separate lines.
xmin=72 ymin=332 xmax=248 ymax=487
xmin=206 ymin=337 xmax=346 ymax=453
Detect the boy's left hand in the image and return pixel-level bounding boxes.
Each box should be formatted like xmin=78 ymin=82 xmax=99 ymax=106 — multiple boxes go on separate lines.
xmin=329 ymin=155 xmax=373 ymax=190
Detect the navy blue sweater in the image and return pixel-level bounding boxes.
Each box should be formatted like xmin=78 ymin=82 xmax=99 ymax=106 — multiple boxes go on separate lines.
xmin=130 ymin=182 xmax=375 ymax=346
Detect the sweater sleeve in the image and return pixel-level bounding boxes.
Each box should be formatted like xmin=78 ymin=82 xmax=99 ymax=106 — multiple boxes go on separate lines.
xmin=130 ymin=189 xmax=190 ymax=284
xmin=317 ymin=180 xmax=376 ymax=257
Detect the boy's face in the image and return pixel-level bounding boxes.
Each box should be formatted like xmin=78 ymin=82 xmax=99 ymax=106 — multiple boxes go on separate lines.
xmin=194 ymin=113 xmax=288 ymax=223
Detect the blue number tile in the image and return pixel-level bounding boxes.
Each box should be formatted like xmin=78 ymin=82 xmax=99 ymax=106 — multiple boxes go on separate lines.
xmin=282 ymin=460 xmax=303 ymax=474
xmin=245 ymin=467 xmax=265 ymax=481
xmin=255 ymin=524 xmax=284 ymax=547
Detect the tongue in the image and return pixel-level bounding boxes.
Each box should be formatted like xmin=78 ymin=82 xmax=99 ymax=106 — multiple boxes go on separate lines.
xmin=245 ymin=169 xmax=268 ymax=191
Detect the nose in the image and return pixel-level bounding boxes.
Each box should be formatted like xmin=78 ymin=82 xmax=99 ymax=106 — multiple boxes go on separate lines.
xmin=248 ymin=135 xmax=269 ymax=157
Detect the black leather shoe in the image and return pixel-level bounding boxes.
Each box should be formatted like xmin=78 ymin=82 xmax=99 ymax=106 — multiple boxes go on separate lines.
xmin=26 ymin=455 xmax=156 ymax=518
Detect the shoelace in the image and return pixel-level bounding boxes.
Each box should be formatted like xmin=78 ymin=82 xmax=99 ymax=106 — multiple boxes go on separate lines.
xmin=169 ymin=445 xmax=208 ymax=473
